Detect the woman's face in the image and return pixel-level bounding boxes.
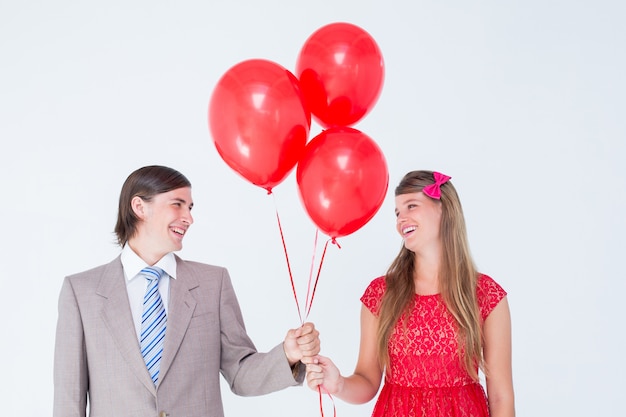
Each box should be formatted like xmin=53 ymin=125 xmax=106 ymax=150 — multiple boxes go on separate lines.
xmin=394 ymin=191 xmax=442 ymax=253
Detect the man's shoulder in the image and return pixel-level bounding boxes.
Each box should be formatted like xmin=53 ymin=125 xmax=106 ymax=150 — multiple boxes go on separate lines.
xmin=66 ymin=257 xmax=121 ymax=280
xmin=174 ymin=256 xmax=228 ymax=275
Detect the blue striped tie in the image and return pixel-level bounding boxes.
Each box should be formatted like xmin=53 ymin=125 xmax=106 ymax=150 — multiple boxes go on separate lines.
xmin=140 ymin=266 xmax=167 ymax=385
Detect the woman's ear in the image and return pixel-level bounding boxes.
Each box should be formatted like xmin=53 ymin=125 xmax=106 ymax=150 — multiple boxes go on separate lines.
xmin=131 ymin=196 xmax=146 ymax=219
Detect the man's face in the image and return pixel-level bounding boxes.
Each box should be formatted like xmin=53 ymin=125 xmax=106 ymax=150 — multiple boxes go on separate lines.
xmin=137 ymin=187 xmax=194 ymax=258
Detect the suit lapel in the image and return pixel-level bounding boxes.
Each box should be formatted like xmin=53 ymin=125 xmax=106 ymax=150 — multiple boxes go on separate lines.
xmin=158 ymin=256 xmax=199 ymax=384
xmin=96 ymin=257 xmax=156 ymax=394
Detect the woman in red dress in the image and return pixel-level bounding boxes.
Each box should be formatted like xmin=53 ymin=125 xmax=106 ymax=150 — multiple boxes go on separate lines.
xmin=306 ymin=170 xmax=515 ymax=416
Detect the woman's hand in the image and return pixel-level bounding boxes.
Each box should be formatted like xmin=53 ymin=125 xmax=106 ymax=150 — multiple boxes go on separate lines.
xmin=305 ymin=354 xmax=343 ymax=394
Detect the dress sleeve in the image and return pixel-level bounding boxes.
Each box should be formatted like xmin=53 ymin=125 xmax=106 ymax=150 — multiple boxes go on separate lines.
xmin=477 ymin=274 xmax=507 ymax=321
xmin=360 ymin=276 xmax=386 ymax=316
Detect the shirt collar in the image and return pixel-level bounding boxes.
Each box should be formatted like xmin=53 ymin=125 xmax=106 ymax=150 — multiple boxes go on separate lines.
xmin=121 ymin=245 xmax=177 ymax=281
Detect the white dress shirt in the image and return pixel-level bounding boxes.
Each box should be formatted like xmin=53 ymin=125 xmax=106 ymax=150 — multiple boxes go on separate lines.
xmin=121 ymin=245 xmax=177 ymax=341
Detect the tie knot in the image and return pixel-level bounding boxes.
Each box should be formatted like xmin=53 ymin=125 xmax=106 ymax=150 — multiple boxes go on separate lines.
xmin=140 ymin=266 xmax=164 ymax=282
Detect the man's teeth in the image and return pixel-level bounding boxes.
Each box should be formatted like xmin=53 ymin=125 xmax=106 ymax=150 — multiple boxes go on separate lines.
xmin=173 ymin=228 xmax=185 ymax=235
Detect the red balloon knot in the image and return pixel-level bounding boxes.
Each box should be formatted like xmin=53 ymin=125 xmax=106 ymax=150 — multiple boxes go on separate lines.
xmin=331 ymin=238 xmax=342 ymax=249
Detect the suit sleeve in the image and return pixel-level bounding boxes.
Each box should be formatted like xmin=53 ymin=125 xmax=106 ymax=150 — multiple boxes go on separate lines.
xmin=217 ymin=269 xmax=303 ymax=396
xmin=53 ymin=277 xmax=88 ymax=417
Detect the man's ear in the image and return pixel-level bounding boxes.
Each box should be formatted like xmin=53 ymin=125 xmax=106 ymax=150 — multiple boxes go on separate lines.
xmin=131 ymin=196 xmax=146 ymax=219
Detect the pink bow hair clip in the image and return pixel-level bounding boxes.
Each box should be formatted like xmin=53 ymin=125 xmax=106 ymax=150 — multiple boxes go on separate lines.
xmin=422 ymin=171 xmax=451 ymax=200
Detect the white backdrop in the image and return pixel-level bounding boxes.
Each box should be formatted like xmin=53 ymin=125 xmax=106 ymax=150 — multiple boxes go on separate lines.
xmin=1 ymin=1 xmax=624 ymax=416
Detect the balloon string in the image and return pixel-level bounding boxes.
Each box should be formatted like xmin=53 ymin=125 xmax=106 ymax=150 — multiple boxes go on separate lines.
xmin=304 ymin=228 xmax=319 ymax=317
xmin=311 ymin=238 xmax=341 ymax=414
xmin=272 ymin=195 xmax=303 ymax=325
xmin=318 ymin=386 xmax=337 ymax=417
xmin=305 ymin=237 xmax=332 ymax=319
xmin=271 ymin=193 xmax=340 ymax=416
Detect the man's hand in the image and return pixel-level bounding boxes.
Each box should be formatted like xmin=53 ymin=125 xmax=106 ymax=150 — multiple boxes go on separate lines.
xmin=283 ymin=322 xmax=320 ymax=366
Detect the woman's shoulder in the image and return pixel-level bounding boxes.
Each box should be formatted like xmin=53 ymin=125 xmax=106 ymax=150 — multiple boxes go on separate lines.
xmin=360 ymin=276 xmax=386 ymax=314
xmin=477 ymin=273 xmax=506 ymax=293
xmin=476 ymin=273 xmax=507 ymax=319
xmin=364 ymin=275 xmax=386 ymax=294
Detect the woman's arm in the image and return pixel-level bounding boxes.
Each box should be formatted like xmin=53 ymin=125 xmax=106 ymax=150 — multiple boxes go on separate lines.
xmin=307 ymin=304 xmax=383 ymax=404
xmin=483 ymin=296 xmax=515 ymax=417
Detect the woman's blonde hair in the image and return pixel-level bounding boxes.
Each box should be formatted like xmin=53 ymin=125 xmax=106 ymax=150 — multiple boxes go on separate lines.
xmin=376 ymin=170 xmax=483 ymax=380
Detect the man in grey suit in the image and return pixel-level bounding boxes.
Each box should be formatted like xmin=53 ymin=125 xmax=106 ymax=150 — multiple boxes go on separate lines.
xmin=53 ymin=165 xmax=320 ymax=417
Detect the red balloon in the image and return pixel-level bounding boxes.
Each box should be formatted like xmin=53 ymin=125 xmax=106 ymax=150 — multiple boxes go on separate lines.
xmin=295 ymin=22 xmax=384 ymax=128
xmin=209 ymin=59 xmax=311 ymax=192
xmin=296 ymin=127 xmax=388 ymax=239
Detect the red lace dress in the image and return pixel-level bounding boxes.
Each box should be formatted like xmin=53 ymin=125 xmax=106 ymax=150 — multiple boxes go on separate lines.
xmin=361 ymin=274 xmax=507 ymax=417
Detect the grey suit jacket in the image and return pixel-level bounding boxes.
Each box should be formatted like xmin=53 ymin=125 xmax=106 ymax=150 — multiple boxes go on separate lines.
xmin=53 ymin=255 xmax=304 ymax=417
